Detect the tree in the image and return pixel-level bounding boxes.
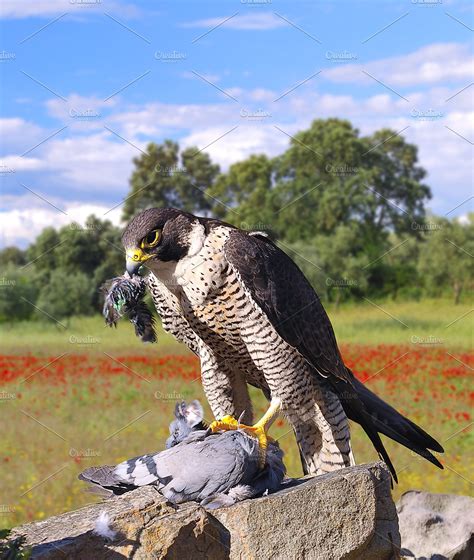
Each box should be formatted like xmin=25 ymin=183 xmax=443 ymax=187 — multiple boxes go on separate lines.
xmin=381 ymin=234 xmax=421 ymax=300
xmin=273 ymin=119 xmax=430 ymax=243
xmin=418 ymin=216 xmax=474 ymax=304
xmin=274 ymin=119 xmax=363 ymax=241
xmin=282 ymin=224 xmax=369 ymax=307
xmin=25 ymin=227 xmax=60 ymax=274
xmin=0 ymin=265 xmax=39 ymax=322
xmin=123 ymin=141 xmax=220 ymax=220
xmin=0 ymin=247 xmax=26 ymax=267
xmin=208 ymin=154 xmax=279 ymax=234
xmin=360 ymin=129 xmax=431 ymax=239
xmin=35 ymin=269 xmax=93 ymax=321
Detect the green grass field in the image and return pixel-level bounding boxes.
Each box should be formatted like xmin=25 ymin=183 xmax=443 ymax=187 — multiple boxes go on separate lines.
xmin=0 ymin=298 xmax=472 ymax=527
xmin=1 ymin=298 xmax=471 ymax=354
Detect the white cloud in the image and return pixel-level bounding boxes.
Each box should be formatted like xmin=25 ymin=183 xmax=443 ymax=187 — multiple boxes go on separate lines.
xmin=182 ymin=12 xmax=286 ymax=31
xmin=0 ymin=0 xmax=139 ymax=19
xmin=1 ymin=155 xmax=44 ymax=172
xmin=409 ymin=111 xmax=474 ymax=213
xmin=45 ymin=94 xmax=117 ymax=130
xmin=43 ymin=130 xmax=139 ymax=190
xmin=0 ymin=196 xmax=123 ymax=248
xmin=0 ymin=118 xmax=45 ymax=153
xmin=1 ymin=41 xmax=472 ymax=248
xmin=1 ymin=124 xmax=138 ymax=193
xmin=324 ymin=43 xmax=474 ymax=87
xmin=181 ymin=124 xmax=289 ymax=169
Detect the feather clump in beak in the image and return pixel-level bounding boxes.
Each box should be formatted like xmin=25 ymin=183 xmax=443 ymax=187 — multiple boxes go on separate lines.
xmin=101 ymin=273 xmax=157 ymax=343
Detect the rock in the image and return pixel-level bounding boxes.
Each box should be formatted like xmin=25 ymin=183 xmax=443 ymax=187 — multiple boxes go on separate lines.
xmin=397 ymin=490 xmax=474 ymax=560
xmin=5 ymin=462 xmax=400 ymax=560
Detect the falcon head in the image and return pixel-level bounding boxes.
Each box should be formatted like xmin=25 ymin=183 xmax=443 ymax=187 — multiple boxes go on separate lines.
xmin=121 ymin=208 xmax=200 ymax=276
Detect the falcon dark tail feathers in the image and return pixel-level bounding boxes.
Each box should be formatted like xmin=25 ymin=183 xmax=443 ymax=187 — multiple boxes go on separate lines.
xmin=339 ymin=371 xmax=444 ymax=482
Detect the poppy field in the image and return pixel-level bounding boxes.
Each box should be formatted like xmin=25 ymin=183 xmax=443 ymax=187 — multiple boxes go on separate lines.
xmin=0 ymin=300 xmax=472 ymax=528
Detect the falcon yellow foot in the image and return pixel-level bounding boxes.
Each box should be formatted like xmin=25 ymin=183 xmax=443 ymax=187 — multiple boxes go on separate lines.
xmin=208 ymin=398 xmax=281 ymax=469
xmin=208 ymin=415 xmax=269 ymax=467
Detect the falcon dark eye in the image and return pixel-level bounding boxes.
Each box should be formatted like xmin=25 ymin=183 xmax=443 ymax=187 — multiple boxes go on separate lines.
xmin=141 ymin=229 xmax=160 ymax=249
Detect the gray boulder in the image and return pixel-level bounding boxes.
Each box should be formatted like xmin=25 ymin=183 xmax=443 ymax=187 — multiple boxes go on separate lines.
xmin=397 ymin=490 xmax=474 ymax=560
xmin=3 ymin=462 xmax=400 ymax=559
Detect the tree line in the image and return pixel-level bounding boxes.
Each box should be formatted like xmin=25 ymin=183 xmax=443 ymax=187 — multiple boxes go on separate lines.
xmin=0 ymin=119 xmax=472 ymax=322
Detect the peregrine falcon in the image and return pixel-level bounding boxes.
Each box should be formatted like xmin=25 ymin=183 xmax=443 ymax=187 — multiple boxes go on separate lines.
xmin=122 ymin=207 xmax=443 ymax=480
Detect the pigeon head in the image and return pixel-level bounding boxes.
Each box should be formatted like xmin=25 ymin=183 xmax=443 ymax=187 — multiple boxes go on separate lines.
xmin=166 ymin=400 xmax=206 ymax=448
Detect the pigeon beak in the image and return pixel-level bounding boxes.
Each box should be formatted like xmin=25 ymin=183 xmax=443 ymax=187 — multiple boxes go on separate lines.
xmin=126 ymin=248 xmax=150 ymax=276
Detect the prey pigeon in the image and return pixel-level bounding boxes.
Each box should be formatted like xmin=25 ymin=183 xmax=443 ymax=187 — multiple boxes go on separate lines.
xmin=79 ymin=401 xmax=285 ymax=509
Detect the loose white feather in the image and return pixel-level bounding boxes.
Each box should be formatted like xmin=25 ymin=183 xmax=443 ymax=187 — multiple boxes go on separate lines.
xmin=94 ymin=511 xmax=116 ymax=541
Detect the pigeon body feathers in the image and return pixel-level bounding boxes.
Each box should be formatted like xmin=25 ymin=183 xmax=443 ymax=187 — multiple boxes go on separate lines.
xmin=79 ymin=401 xmax=285 ymax=508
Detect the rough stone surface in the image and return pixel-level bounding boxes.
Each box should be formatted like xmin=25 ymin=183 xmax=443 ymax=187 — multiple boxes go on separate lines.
xmin=397 ymin=490 xmax=474 ymax=560
xmin=5 ymin=462 xmax=400 ymax=560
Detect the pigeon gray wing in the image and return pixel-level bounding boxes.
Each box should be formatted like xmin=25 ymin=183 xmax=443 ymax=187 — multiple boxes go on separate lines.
xmin=78 ymin=466 xmax=138 ymax=496
xmin=154 ymin=431 xmax=261 ymax=504
xmin=201 ymin=441 xmax=286 ymax=509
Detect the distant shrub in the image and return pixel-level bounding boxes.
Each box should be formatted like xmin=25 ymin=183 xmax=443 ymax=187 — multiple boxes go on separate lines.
xmin=0 ymin=265 xmax=39 ymax=322
xmin=35 ymin=270 xmax=94 ymax=321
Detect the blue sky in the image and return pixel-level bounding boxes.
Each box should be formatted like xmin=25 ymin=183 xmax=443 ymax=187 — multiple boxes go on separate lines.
xmin=1 ymin=0 xmax=473 ymax=247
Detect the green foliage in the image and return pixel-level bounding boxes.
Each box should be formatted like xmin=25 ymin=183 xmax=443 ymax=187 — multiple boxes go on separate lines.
xmin=274 ymin=119 xmax=363 ymax=240
xmin=0 ymin=119 xmax=471 ymax=322
xmin=418 ymin=215 xmax=474 ymax=304
xmin=0 ymin=530 xmax=32 ymax=559
xmin=208 ymin=154 xmax=279 ymax=234
xmin=0 ymin=265 xmax=39 ymax=322
xmin=25 ymin=216 xmax=124 ymax=315
xmin=283 ymin=224 xmax=369 ymax=306
xmin=25 ymin=227 xmax=60 ymax=274
xmin=123 ymin=140 xmax=219 ymax=220
xmin=271 ymin=119 xmax=430 ymax=242
xmin=0 ymin=246 xmax=26 ymax=267
xmin=36 ymin=269 xmax=93 ymax=321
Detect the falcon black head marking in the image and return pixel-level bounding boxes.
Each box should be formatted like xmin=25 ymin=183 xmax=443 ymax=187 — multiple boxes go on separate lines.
xmin=122 ymin=208 xmax=198 ymax=275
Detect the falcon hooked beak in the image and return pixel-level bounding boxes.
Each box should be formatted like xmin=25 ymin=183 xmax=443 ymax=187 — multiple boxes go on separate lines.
xmin=126 ymin=247 xmax=151 ymax=276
